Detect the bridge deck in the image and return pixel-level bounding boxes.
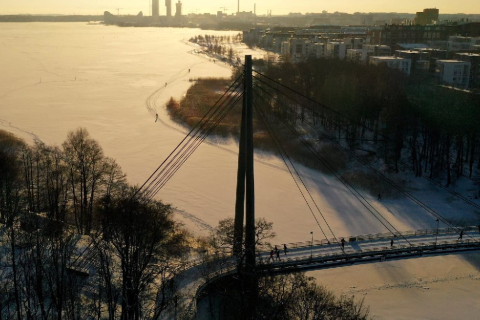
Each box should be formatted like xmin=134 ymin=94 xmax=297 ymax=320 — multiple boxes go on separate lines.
xmin=167 ymin=226 xmax=480 ymax=319
xmin=259 ymin=226 xmax=480 ymax=269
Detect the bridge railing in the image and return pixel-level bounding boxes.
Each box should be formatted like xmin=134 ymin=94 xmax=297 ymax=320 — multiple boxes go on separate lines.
xmin=260 ymin=225 xmax=479 ymax=253
xmin=261 ymin=237 xmax=480 ymax=267
xmin=185 ymin=234 xmax=480 ymax=317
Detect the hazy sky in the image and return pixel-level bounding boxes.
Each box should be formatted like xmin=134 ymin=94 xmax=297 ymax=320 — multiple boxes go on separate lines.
xmin=1 ymin=0 xmax=479 ymax=16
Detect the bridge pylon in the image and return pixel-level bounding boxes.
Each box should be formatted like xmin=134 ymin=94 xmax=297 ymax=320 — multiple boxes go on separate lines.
xmin=233 ymin=55 xmax=257 ymax=318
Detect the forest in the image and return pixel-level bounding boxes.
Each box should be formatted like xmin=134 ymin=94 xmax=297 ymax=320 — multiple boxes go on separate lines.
xmin=252 ymin=57 xmax=480 ymax=188
xmin=0 ymin=128 xmax=186 ymax=319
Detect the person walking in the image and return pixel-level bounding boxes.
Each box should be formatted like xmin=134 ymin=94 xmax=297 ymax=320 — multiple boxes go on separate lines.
xmin=390 ymin=239 xmax=394 ymax=247
xmin=283 ymin=244 xmax=287 ymax=256
xmin=459 ymin=230 xmax=464 ymax=240
xmin=276 ymin=250 xmax=281 ymax=261
xmin=341 ymin=238 xmax=345 ymax=250
xmin=269 ymin=250 xmax=274 ymax=262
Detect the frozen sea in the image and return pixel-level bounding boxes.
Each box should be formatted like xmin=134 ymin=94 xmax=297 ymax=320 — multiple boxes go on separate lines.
xmin=1 ymin=22 xmax=480 ymax=319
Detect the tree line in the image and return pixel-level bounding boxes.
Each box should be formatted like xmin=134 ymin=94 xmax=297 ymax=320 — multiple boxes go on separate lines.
xmin=189 ymin=34 xmax=243 ymax=64
xmin=1 ymin=127 xmax=371 ymax=319
xmin=0 ymin=128 xmax=184 ymax=319
xmin=252 ymin=57 xmax=480 ymax=187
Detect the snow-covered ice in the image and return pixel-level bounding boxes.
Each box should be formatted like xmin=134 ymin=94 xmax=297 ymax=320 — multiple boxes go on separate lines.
xmin=1 ymin=22 xmax=479 ymax=319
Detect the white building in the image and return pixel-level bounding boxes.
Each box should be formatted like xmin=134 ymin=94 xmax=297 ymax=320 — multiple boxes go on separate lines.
xmin=361 ymin=45 xmax=391 ymax=63
xmin=344 ymin=37 xmax=365 ymax=49
xmin=308 ymin=43 xmax=326 ymax=58
xmin=435 ymin=60 xmax=471 ymax=89
xmin=280 ymin=38 xmax=317 ymax=62
xmin=346 ymin=49 xmax=363 ymax=61
xmin=447 ymin=36 xmax=480 ymax=52
xmin=326 ymin=42 xmax=347 ymax=60
xmin=370 ymin=56 xmax=411 ymax=75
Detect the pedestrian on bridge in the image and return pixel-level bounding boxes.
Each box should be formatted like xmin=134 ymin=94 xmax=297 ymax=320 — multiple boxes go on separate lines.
xmin=341 ymin=238 xmax=346 ymax=250
xmin=269 ymin=250 xmax=274 ymax=262
xmin=283 ymin=244 xmax=288 ymax=256
xmin=459 ymin=230 xmax=464 ymax=240
xmin=390 ymin=239 xmax=394 ymax=247
xmin=276 ymin=250 xmax=281 ymax=261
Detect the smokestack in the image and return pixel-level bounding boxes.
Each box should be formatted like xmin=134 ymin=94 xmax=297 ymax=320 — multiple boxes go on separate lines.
xmin=165 ymin=0 xmax=172 ymax=17
xmin=152 ymin=0 xmax=159 ymax=18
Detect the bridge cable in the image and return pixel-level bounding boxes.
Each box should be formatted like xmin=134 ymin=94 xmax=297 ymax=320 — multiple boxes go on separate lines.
xmin=141 ymin=78 xmax=243 ymax=199
xmin=74 ymin=79 xmax=246 ymax=271
xmin=134 ymin=75 xmax=243 ymax=199
xmin=254 ymin=76 xmax=480 ymax=244
xmin=253 ymin=85 xmax=414 ymax=246
xmin=252 ymin=70 xmax=376 ymax=132
xmin=144 ymin=86 xmax=244 ymax=199
xmin=254 ymin=71 xmax=478 ymax=239
xmin=253 ymin=99 xmax=333 ymax=246
xmin=143 ymin=86 xmax=243 ymax=199
xmin=251 ymin=73 xmax=474 ymax=239
xmin=138 ymin=77 xmax=243 ymax=199
xmin=147 ymin=90 xmax=244 ymax=199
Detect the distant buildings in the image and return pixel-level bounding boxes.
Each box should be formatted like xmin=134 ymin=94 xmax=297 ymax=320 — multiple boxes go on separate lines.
xmin=414 ymin=8 xmax=439 ymax=25
xmin=447 ymin=36 xmax=480 ymax=52
xmin=243 ymin=18 xmax=480 ymax=89
xmin=371 ymin=25 xmax=450 ymax=48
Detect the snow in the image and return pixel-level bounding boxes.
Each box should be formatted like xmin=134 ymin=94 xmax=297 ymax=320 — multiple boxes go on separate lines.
xmin=1 ymin=22 xmax=480 ymax=318
xmin=308 ymin=252 xmax=480 ymax=319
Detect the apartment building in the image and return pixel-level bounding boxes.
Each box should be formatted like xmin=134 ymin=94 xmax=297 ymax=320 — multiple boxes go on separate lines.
xmin=435 ymin=60 xmax=471 ymax=89
xmin=454 ymin=53 xmax=480 ymax=88
xmin=370 ymin=56 xmax=412 ymax=75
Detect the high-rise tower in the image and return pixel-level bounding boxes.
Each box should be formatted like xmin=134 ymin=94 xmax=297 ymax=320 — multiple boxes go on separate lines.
xmin=175 ymin=1 xmax=182 ymax=17
xmin=152 ymin=0 xmax=159 ymax=18
xmin=165 ymin=0 xmax=172 ymax=17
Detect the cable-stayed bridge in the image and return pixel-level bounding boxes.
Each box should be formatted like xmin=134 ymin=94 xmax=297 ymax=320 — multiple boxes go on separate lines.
xmin=73 ymin=55 xmax=480 ymax=319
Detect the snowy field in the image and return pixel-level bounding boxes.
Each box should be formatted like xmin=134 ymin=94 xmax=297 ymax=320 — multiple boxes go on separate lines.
xmin=1 ymin=23 xmax=480 ymax=319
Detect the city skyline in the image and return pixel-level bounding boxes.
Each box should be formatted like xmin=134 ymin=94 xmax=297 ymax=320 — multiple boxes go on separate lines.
xmin=1 ymin=0 xmax=480 ymax=16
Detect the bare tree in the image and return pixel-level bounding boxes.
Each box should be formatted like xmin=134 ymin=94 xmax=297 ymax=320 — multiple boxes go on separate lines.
xmin=209 ymin=217 xmax=275 ymax=261
xmin=0 ymin=130 xmax=26 ymax=320
xmin=62 ymin=128 xmax=104 ymax=234
xmin=98 ymin=190 xmax=185 ymax=320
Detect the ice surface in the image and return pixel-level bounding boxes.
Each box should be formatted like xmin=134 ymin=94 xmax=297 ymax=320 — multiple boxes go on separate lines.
xmin=1 ymin=23 xmax=479 ymax=318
